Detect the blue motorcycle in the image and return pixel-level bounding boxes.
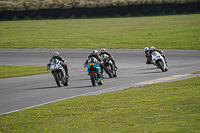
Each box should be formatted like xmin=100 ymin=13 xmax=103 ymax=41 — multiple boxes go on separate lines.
xmin=87 ymin=57 xmax=103 ymax=86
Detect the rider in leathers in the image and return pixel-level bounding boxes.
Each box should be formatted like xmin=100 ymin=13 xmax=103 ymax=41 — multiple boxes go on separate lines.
xmin=99 ymin=48 xmax=117 ymax=69
xmin=47 ymin=52 xmax=69 ymax=77
xmin=84 ymin=50 xmax=102 ymax=65
xmin=144 ymin=47 xmax=151 ymax=64
xmin=149 ymin=46 xmax=167 ymax=65
xmin=84 ymin=50 xmax=103 ymax=77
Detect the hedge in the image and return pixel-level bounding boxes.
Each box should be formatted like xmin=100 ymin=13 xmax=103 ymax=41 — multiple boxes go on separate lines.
xmin=0 ymin=2 xmax=199 ymax=20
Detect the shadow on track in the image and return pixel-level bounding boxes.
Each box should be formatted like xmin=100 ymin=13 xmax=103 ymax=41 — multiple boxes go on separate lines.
xmin=139 ymin=67 xmax=158 ymax=71
xmin=135 ymin=71 xmax=163 ymax=74
xmin=27 ymin=86 xmax=58 ymax=90
xmin=67 ymin=85 xmax=93 ymax=89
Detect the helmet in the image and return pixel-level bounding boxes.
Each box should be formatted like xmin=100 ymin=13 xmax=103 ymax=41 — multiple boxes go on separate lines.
xmin=92 ymin=50 xmax=98 ymax=56
xmin=150 ymin=46 xmax=155 ymax=51
xmin=53 ymin=52 xmax=59 ymax=57
xmin=100 ymin=48 xmax=106 ymax=54
xmin=144 ymin=47 xmax=149 ymax=51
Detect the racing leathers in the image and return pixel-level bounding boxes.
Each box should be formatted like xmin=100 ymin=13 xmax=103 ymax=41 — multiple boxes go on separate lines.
xmin=149 ymin=49 xmax=167 ymax=65
xmin=144 ymin=50 xmax=151 ymax=64
xmin=99 ymin=51 xmax=117 ymax=69
xmin=48 ymin=55 xmax=69 ymax=77
xmin=84 ymin=54 xmax=103 ymax=77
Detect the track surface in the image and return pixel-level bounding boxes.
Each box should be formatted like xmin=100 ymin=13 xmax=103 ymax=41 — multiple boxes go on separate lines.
xmin=0 ymin=49 xmax=200 ymax=114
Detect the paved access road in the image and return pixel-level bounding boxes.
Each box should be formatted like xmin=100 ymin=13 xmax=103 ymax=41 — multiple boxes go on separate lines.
xmin=0 ymin=49 xmax=200 ymax=114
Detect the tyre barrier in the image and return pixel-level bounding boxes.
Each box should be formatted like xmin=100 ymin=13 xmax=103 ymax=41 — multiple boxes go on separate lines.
xmin=16 ymin=10 xmax=28 ymax=19
xmin=0 ymin=2 xmax=199 ymax=20
xmin=175 ymin=3 xmax=187 ymax=14
xmin=141 ymin=4 xmax=152 ymax=15
xmin=152 ymin=4 xmax=163 ymax=15
xmin=40 ymin=9 xmax=51 ymax=18
xmin=107 ymin=6 xmax=118 ymax=17
xmin=51 ymin=8 xmax=62 ymax=18
xmin=3 ymin=10 xmax=16 ymax=20
xmin=73 ymin=7 xmax=85 ymax=18
xmin=28 ymin=10 xmax=39 ymax=19
xmin=62 ymin=8 xmax=73 ymax=18
xmin=163 ymin=3 xmax=175 ymax=14
xmin=129 ymin=4 xmax=141 ymax=16
xmin=118 ymin=6 xmax=129 ymax=16
xmin=95 ymin=7 xmax=107 ymax=17
xmin=187 ymin=2 xmax=199 ymax=13
xmin=0 ymin=11 xmax=3 ymax=20
xmin=85 ymin=7 xmax=96 ymax=17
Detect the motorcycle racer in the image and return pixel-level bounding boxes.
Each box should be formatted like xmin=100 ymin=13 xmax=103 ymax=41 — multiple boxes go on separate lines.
xmin=47 ymin=52 xmax=69 ymax=77
xmin=144 ymin=47 xmax=151 ymax=64
xmin=84 ymin=50 xmax=103 ymax=77
xmin=84 ymin=50 xmax=102 ymax=67
xmin=99 ymin=48 xmax=117 ymax=69
xmin=149 ymin=46 xmax=168 ymax=65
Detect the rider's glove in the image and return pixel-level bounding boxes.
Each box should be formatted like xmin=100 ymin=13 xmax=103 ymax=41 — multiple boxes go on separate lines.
xmin=46 ymin=64 xmax=50 ymax=71
xmin=84 ymin=63 xmax=87 ymax=68
xmin=100 ymin=61 xmax=104 ymax=65
xmin=60 ymin=62 xmax=64 ymax=66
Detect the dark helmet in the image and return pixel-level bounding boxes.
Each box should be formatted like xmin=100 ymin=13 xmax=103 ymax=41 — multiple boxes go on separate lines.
xmin=53 ymin=52 xmax=59 ymax=57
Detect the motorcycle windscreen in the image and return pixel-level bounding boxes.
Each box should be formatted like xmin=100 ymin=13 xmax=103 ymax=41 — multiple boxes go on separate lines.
xmin=50 ymin=58 xmax=60 ymax=70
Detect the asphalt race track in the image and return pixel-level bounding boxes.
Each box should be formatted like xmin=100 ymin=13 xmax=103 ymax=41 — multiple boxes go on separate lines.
xmin=0 ymin=49 xmax=200 ymax=115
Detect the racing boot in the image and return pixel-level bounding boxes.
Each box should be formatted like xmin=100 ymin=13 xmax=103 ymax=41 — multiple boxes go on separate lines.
xmin=63 ymin=65 xmax=70 ymax=78
xmin=97 ymin=72 xmax=102 ymax=79
xmin=65 ymin=69 xmax=70 ymax=78
xmin=163 ymin=55 xmax=168 ymax=66
xmin=114 ymin=65 xmax=117 ymax=70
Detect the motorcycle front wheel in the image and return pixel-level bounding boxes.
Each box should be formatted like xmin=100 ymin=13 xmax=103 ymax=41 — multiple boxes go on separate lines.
xmin=90 ymin=72 xmax=96 ymax=86
xmin=54 ymin=73 xmax=61 ymax=87
xmin=105 ymin=66 xmax=113 ymax=78
xmin=157 ymin=60 xmax=165 ymax=72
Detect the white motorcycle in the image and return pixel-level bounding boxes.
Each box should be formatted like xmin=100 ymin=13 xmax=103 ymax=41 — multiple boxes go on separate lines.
xmin=47 ymin=58 xmax=69 ymax=87
xmin=151 ymin=51 xmax=168 ymax=72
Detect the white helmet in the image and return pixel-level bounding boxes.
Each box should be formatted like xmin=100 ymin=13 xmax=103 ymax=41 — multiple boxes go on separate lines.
xmin=53 ymin=52 xmax=59 ymax=57
xmin=92 ymin=50 xmax=98 ymax=56
xmin=144 ymin=47 xmax=149 ymax=51
xmin=150 ymin=46 xmax=155 ymax=51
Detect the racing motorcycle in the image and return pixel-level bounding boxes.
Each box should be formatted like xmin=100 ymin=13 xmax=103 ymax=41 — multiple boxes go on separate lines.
xmin=101 ymin=54 xmax=117 ymax=78
xmin=47 ymin=58 xmax=69 ymax=87
xmin=151 ymin=51 xmax=168 ymax=72
xmin=87 ymin=57 xmax=103 ymax=86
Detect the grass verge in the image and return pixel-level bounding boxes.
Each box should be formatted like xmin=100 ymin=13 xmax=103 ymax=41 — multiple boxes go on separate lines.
xmin=0 ymin=14 xmax=200 ymax=50
xmin=0 ymin=76 xmax=199 ymax=132
xmin=0 ymin=65 xmax=49 ymax=79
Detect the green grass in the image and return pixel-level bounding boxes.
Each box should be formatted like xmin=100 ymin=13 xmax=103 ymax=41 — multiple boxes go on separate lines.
xmin=0 ymin=14 xmax=200 ymax=50
xmin=0 ymin=76 xmax=199 ymax=132
xmin=0 ymin=65 xmax=49 ymax=79
xmin=0 ymin=14 xmax=199 ymax=132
